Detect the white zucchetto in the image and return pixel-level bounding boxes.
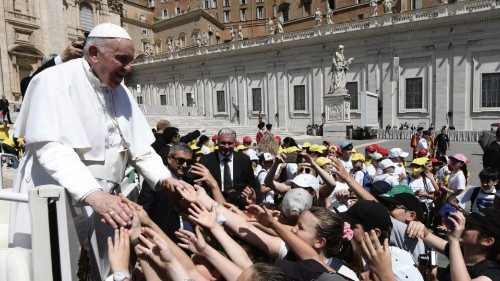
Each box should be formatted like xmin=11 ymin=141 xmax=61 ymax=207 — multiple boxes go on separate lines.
xmin=88 ymin=23 xmax=132 ymax=40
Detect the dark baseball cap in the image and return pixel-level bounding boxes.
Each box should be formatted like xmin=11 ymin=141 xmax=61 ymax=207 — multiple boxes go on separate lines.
xmin=340 ymin=200 xmax=392 ymax=233
xmin=377 ymin=193 xmax=424 ymax=221
xmin=465 ymin=208 xmax=500 ymax=239
xmin=367 ymin=181 xmax=392 ymax=196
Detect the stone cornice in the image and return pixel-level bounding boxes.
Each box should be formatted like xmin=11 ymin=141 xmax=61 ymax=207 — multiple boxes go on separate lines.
xmin=132 ymin=0 xmax=500 ymax=66
xmin=152 ymin=9 xmax=225 ymax=32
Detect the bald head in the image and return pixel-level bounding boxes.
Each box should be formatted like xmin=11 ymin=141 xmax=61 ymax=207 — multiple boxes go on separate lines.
xmin=156 ymin=119 xmax=171 ymax=133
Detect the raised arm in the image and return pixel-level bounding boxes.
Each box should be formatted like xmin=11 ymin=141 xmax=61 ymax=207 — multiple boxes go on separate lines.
xmin=188 ymin=202 xmax=253 ymax=269
xmin=330 ymin=157 xmax=377 ymax=202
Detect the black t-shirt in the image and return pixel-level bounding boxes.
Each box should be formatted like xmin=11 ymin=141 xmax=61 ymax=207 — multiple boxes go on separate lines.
xmin=439 ymin=243 xmax=500 ymax=281
xmin=435 ymin=133 xmax=450 ymax=151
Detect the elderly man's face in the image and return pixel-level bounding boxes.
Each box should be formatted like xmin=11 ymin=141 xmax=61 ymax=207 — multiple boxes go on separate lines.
xmin=218 ymin=133 xmax=236 ymax=158
xmin=92 ymin=39 xmax=134 ymax=88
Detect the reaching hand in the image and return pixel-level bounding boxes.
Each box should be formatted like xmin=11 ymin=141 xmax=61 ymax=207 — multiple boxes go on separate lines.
xmin=246 ymin=204 xmax=277 ymax=228
xmin=84 ymin=190 xmax=133 ymax=228
xmin=222 ymin=202 xmax=250 ymax=219
xmin=406 ymin=221 xmax=427 ymax=239
xmin=240 ymin=186 xmax=256 ymax=206
xmin=175 ymin=226 xmax=208 ymax=256
xmin=118 ymin=194 xmax=153 ymax=227
xmin=301 ymin=153 xmax=315 ymax=165
xmin=447 ymin=211 xmax=465 ymax=242
xmin=176 ymin=183 xmax=210 ymax=206
xmin=330 ymin=157 xmax=350 ymax=181
xmin=359 ymin=230 xmax=394 ymax=280
xmin=136 ymin=227 xmax=175 ymax=269
xmin=190 ymin=163 xmax=218 ymax=188
xmin=188 ymin=202 xmax=218 ymax=230
xmin=59 ymin=41 xmax=84 ymax=62
xmin=107 ymin=227 xmax=130 ymax=273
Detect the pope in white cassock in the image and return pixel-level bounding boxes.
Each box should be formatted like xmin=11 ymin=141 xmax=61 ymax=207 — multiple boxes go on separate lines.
xmin=10 ymin=23 xmax=185 ymax=279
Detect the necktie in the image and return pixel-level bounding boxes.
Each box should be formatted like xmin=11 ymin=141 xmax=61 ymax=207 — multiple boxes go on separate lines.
xmin=223 ymin=157 xmax=232 ymax=190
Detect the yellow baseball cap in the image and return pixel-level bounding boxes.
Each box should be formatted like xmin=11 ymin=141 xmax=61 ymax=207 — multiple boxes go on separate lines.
xmin=411 ymin=157 xmax=429 ymax=166
xmin=287 ymin=146 xmax=300 ymax=153
xmin=351 ymin=153 xmax=366 ymax=162
xmin=315 ymin=157 xmax=331 ymax=167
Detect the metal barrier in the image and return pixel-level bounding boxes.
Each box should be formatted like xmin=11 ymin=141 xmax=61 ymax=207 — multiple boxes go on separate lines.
xmin=0 ymin=166 xmax=140 ymax=281
xmin=376 ymin=129 xmax=483 ymax=142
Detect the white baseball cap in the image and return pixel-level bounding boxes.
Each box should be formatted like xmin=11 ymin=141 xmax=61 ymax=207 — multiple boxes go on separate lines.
xmin=379 ymin=159 xmax=396 ymax=170
xmin=290 ymin=174 xmax=320 ymax=192
xmin=244 ymin=149 xmax=259 ymax=161
xmin=88 ymin=23 xmax=132 ymax=40
xmin=262 ymin=153 xmax=275 ymax=162
xmin=389 ymin=148 xmax=409 ymax=158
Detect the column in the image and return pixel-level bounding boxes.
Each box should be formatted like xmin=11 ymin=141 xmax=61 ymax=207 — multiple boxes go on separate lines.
xmin=434 ymin=43 xmax=451 ymax=129
xmin=450 ymin=43 xmax=468 ymax=130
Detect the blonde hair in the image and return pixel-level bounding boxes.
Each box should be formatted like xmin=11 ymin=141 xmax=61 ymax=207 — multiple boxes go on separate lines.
xmin=257 ymin=134 xmax=279 ymax=154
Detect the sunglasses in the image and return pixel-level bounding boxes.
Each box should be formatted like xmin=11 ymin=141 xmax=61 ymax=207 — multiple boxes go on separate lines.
xmin=170 ymin=156 xmax=194 ymax=166
xmin=299 ymin=167 xmax=312 ymax=174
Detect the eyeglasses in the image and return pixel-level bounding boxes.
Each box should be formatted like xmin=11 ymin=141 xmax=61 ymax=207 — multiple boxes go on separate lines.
xmin=299 ymin=167 xmax=312 ymax=174
xmin=170 ymin=156 xmax=194 ymax=166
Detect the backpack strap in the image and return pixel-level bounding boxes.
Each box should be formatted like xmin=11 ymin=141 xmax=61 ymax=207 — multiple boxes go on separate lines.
xmin=470 ymin=186 xmax=481 ymax=207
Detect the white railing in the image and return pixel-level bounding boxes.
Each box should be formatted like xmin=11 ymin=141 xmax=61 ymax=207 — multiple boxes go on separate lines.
xmin=0 ymin=166 xmax=140 ymax=281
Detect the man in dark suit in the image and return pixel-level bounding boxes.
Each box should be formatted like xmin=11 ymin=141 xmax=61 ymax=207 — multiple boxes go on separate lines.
xmin=199 ymin=128 xmax=257 ymax=205
xmin=138 ymin=143 xmax=194 ymax=242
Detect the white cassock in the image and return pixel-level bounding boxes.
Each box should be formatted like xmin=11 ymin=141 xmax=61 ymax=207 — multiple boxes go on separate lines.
xmin=10 ymin=58 xmax=171 ymax=279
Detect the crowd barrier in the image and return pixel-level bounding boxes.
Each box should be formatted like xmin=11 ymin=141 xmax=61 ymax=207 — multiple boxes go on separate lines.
xmin=0 ymin=166 xmax=140 ymax=281
xmin=376 ymin=129 xmax=484 ymax=142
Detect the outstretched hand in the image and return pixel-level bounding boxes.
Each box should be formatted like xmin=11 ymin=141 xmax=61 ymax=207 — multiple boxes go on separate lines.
xmin=246 ymin=204 xmax=278 ymax=228
xmin=188 ymin=202 xmax=218 ymax=230
xmin=175 ymin=226 xmax=208 ymax=256
xmin=136 ymin=227 xmax=175 ymax=269
xmin=107 ymin=227 xmax=130 ymax=273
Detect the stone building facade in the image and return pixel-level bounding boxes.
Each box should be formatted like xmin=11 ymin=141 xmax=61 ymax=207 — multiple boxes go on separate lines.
xmin=0 ymin=0 xmax=121 ymax=102
xmin=127 ymin=0 xmax=500 ymax=131
xmin=122 ymin=0 xmax=450 ymax=58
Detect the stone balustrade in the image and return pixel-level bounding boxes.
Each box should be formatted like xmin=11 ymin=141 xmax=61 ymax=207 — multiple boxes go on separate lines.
xmin=133 ymin=0 xmax=499 ymax=66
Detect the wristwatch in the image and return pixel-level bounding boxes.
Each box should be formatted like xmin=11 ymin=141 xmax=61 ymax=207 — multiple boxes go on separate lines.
xmin=113 ymin=271 xmax=131 ymax=281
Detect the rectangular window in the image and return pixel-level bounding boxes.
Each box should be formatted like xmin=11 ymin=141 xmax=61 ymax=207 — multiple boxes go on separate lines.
xmin=216 ymin=91 xmax=226 ymax=112
xmin=256 ymin=7 xmax=264 ymax=19
xmin=240 ymin=8 xmax=247 ymax=21
xmin=346 ymin=82 xmax=359 ymax=110
xmin=211 ymin=0 xmax=217 ymax=8
xmin=252 ymin=88 xmax=263 ymax=112
xmin=304 ymin=3 xmax=311 ymax=16
xmin=162 ymin=9 xmax=168 ymax=18
xmin=405 ymin=78 xmax=423 ymax=109
xmin=282 ymin=8 xmax=289 ymax=22
xmin=223 ymin=10 xmax=230 ymax=22
xmin=224 ymin=0 xmax=230 ymax=7
xmin=481 ymin=73 xmax=500 ymax=108
xmin=203 ymin=0 xmax=209 ymax=9
xmin=240 ymin=0 xmax=247 ymax=4
xmin=137 ymin=96 xmax=143 ymax=104
xmin=160 ymin=95 xmax=167 ymax=105
xmin=175 ymin=6 xmax=181 ymax=14
xmin=141 ymin=29 xmax=149 ymax=35
xmin=293 ymin=85 xmax=306 ymax=111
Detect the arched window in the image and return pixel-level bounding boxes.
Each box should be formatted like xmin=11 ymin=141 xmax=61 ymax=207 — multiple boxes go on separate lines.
xmin=79 ymin=3 xmax=93 ymax=31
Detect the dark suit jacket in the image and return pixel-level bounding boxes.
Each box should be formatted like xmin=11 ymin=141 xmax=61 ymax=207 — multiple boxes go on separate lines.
xmin=199 ymin=151 xmax=257 ymax=190
xmin=151 ymin=130 xmax=201 ymax=158
xmin=138 ymin=180 xmax=181 ymax=244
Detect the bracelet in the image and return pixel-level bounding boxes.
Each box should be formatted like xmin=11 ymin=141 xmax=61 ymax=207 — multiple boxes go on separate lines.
xmin=130 ymin=237 xmax=140 ymax=248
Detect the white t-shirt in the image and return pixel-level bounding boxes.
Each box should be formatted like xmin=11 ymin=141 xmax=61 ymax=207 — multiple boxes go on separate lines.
xmin=458 ymin=187 xmax=496 ymax=212
xmin=365 ymin=164 xmax=377 ymax=178
xmin=408 ymin=176 xmax=435 ymax=203
xmin=447 ymin=170 xmax=466 ymax=192
xmin=373 ymin=173 xmax=399 ymax=187
xmin=417 ymin=138 xmax=428 ymax=150
xmin=353 ymin=170 xmax=365 ymax=187
xmin=341 ymin=158 xmax=353 ymax=173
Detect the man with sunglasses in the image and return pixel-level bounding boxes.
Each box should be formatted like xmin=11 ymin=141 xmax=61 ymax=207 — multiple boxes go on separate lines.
xmin=138 ymin=143 xmax=196 ymax=243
